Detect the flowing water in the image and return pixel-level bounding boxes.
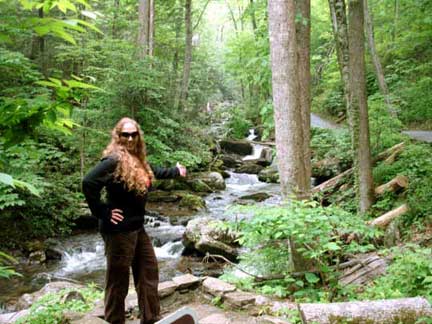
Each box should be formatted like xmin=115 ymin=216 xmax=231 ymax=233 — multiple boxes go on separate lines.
xmin=0 ymin=167 xmax=280 ymax=309
xmin=0 ymin=113 xmax=341 ymax=309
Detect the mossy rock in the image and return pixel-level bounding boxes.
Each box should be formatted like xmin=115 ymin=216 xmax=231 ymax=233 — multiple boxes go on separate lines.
xmin=189 ymin=179 xmax=213 ymax=193
xmin=179 ymin=194 xmax=206 ymax=211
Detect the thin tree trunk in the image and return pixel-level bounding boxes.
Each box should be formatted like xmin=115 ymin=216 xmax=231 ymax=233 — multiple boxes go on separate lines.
xmin=149 ymin=0 xmax=154 ymax=57
xmin=249 ymin=0 xmax=258 ymax=34
xmin=138 ymin=0 xmax=150 ymax=58
xmin=112 ymin=0 xmax=120 ymax=37
xmin=172 ymin=4 xmax=182 ymax=107
xmin=179 ymin=0 xmax=193 ymax=110
xmin=393 ymin=0 xmax=398 ymax=41
xmin=328 ymin=0 xmax=350 ymax=109
xmin=268 ymin=0 xmax=305 ymax=199
xmin=296 ymin=0 xmax=311 ymax=197
xmin=363 ymin=0 xmax=396 ymax=117
xmin=348 ymin=0 xmax=374 ymax=213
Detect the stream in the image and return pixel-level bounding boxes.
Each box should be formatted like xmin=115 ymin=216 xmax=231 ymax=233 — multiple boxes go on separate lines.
xmin=3 ymin=113 xmax=427 ymax=310
xmin=0 ymin=164 xmax=281 ymax=310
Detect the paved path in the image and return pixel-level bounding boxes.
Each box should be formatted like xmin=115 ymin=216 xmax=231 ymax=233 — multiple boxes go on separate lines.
xmin=312 ymin=113 xmax=432 ymax=143
xmin=402 ymin=130 xmax=432 ymax=143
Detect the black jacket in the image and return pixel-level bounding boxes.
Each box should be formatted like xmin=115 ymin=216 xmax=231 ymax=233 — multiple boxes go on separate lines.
xmin=82 ymin=156 xmax=179 ymax=233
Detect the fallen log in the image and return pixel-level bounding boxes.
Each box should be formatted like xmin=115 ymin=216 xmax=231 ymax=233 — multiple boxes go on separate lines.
xmin=373 ymin=142 xmax=405 ymax=163
xmin=312 ymin=168 xmax=353 ymax=194
xmin=368 ymin=204 xmax=409 ymax=229
xmin=312 ymin=142 xmax=405 ymax=195
xmin=338 ymin=254 xmax=388 ymax=286
xmin=299 ymin=297 xmax=432 ymax=324
xmin=375 ymin=175 xmax=409 ymax=195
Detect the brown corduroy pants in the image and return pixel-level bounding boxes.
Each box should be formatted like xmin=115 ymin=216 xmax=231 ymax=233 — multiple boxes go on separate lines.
xmin=102 ymin=228 xmax=160 ymax=324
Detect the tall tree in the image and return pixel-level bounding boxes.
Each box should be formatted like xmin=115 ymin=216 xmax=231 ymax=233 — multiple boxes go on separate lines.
xmin=363 ymin=0 xmax=395 ymax=117
xmin=268 ymin=0 xmax=308 ymax=200
xmin=328 ymin=0 xmax=350 ymax=109
xmin=137 ymin=0 xmax=154 ymax=58
xmin=296 ymin=0 xmax=312 ymax=194
xmin=348 ymin=0 xmax=374 ymax=212
xmin=178 ymin=0 xmax=193 ymax=110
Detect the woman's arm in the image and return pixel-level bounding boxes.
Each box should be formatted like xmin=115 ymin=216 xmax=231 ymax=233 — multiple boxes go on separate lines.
xmin=82 ymin=156 xmax=117 ymax=220
xmin=151 ymin=163 xmax=187 ymax=179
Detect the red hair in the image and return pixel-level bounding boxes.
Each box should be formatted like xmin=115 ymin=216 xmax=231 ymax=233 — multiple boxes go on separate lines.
xmin=103 ymin=117 xmax=154 ymax=194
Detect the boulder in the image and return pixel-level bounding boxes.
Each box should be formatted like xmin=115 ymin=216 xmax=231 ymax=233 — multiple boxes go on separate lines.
xmin=202 ymin=277 xmax=236 ymax=297
xmin=28 ymin=250 xmax=46 ymax=264
xmin=237 ymin=192 xmax=271 ymax=203
xmin=0 ymin=310 xmax=30 ymax=324
xmin=258 ymin=166 xmax=279 ymax=183
xmin=219 ymin=140 xmax=253 ymax=155
xmin=15 ymin=281 xmax=85 ymax=310
xmin=147 ymin=190 xmax=181 ymax=203
xmin=182 ymin=217 xmax=239 ymax=261
xmin=188 ymin=172 xmax=226 ymax=191
xmin=179 ymin=193 xmax=206 ymax=211
xmin=235 ymin=162 xmax=264 ymax=174
xmin=220 ymin=154 xmax=242 ymax=168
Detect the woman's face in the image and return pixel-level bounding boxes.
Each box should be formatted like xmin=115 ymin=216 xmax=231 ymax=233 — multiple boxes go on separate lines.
xmin=119 ymin=122 xmax=139 ymax=152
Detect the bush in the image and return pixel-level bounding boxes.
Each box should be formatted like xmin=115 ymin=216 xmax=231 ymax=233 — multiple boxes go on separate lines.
xmin=224 ymin=200 xmax=380 ymax=300
xmin=16 ymin=285 xmax=103 ymax=324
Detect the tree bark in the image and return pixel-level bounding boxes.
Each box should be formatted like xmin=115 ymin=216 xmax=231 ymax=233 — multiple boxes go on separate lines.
xmin=364 ymin=0 xmax=396 ymax=117
xmin=299 ymin=297 xmax=432 ymax=324
xmin=368 ymin=204 xmax=409 ymax=228
xmin=112 ymin=0 xmax=120 ymax=37
xmin=138 ymin=0 xmax=150 ymax=58
xmin=296 ymin=0 xmax=312 ymax=197
xmin=178 ymin=0 xmax=193 ymax=110
xmin=149 ymin=0 xmax=154 ymax=57
xmin=328 ymin=0 xmax=350 ymax=109
xmin=249 ymin=0 xmax=257 ymax=34
xmin=268 ymin=0 xmax=307 ymax=199
xmin=375 ymin=175 xmax=408 ymax=195
xmin=348 ymin=0 xmax=374 ymax=213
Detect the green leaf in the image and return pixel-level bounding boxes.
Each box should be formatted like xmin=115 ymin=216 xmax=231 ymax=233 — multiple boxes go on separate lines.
xmin=64 ymin=80 xmax=100 ymax=90
xmin=13 ymin=179 xmax=41 ymax=197
xmin=0 ymin=173 xmax=14 ymax=187
xmin=324 ymin=242 xmax=341 ymax=251
xmin=35 ymin=80 xmax=61 ymax=88
xmin=305 ymin=272 xmax=320 ymax=284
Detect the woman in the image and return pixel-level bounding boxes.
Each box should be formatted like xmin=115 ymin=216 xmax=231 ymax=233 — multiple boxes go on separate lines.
xmin=82 ymin=117 xmax=187 ymax=324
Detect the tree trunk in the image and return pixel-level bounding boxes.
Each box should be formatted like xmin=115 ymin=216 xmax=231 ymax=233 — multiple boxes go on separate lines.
xmin=348 ymin=0 xmax=374 ymax=213
xmin=268 ymin=0 xmax=306 ymax=200
xmin=375 ymin=175 xmax=408 ymax=195
xmin=368 ymin=204 xmax=409 ymax=228
xmin=112 ymin=0 xmax=120 ymax=37
xmin=138 ymin=0 xmax=150 ymax=58
xmin=149 ymin=0 xmax=154 ymax=57
xmin=299 ymin=297 xmax=432 ymax=324
xmin=364 ymin=0 xmax=396 ymax=117
xmin=249 ymin=0 xmax=257 ymax=34
xmin=178 ymin=0 xmax=193 ymax=110
xmin=296 ymin=0 xmax=312 ymax=197
xmin=328 ymin=0 xmax=350 ymax=109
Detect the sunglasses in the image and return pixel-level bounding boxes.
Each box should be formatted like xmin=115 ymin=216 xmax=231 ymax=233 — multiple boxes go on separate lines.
xmin=120 ymin=131 xmax=139 ymax=138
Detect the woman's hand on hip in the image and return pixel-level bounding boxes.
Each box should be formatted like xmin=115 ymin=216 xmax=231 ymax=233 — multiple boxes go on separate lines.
xmin=110 ymin=209 xmax=124 ymax=225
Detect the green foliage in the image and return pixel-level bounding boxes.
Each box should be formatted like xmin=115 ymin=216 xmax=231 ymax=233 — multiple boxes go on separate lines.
xmin=343 ymin=245 xmax=432 ymax=302
xmin=0 ymin=251 xmax=21 ymax=279
xmin=225 ymin=106 xmax=253 ymax=140
xmin=226 ymin=200 xmax=380 ymax=300
xmin=373 ymin=142 xmax=432 ymax=222
xmin=16 ymin=285 xmax=103 ymax=324
xmin=367 ymin=94 xmax=404 ymax=154
xmin=311 ymin=127 xmax=352 ymax=169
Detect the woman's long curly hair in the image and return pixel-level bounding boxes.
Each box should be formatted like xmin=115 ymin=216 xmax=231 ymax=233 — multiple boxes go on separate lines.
xmin=103 ymin=117 xmax=154 ymax=195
